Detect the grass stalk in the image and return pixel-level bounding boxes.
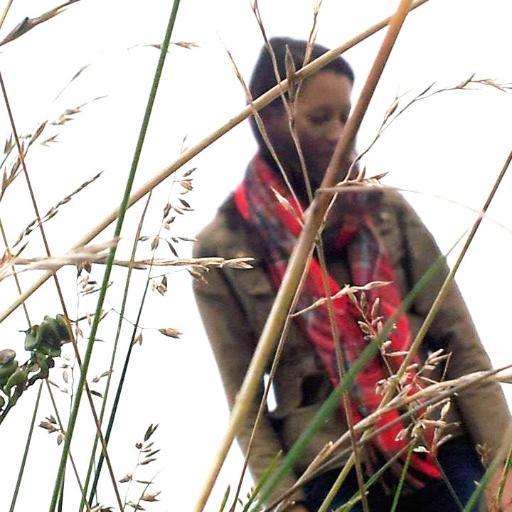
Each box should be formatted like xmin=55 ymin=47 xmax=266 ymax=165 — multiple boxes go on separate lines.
xmin=317 ymin=454 xmax=354 ymax=512
xmin=218 ymin=486 xmax=230 ymax=512
xmin=47 ymin=2 xmax=181 ymax=510
xmin=0 ymin=218 xmax=89 ymax=510
xmin=8 ymin=381 xmax=43 ymax=512
xmin=228 ymin=267 xmax=310 ymax=511
xmin=0 ymin=0 xmax=14 ymax=30
xmin=45 ymin=379 xmax=92 ymax=511
xmin=463 ymin=425 xmax=512 ymax=512
xmin=193 ymin=0 xmax=415 ymax=509
xmin=0 ymin=0 xmax=431 ymax=324
xmin=83 ymin=192 xmax=153 ymax=509
xmin=315 ymin=242 xmax=370 ymax=512
xmin=389 ymin=444 xmax=414 ymax=512
xmin=88 ymin=254 xmax=154 ymax=507
xmin=333 ymin=442 xmax=412 ymax=512
xmin=79 ymin=192 xmax=152 ymax=512
xmin=497 ymin=443 xmax=512 ymax=505
xmin=251 ymin=5 xmax=369 ymax=506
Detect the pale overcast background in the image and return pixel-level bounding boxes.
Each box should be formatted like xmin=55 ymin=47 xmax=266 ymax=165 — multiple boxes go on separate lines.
xmin=0 ymin=1 xmax=511 ymax=511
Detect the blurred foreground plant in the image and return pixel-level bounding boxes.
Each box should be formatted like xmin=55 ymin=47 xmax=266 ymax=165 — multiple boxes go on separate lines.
xmin=0 ymin=314 xmax=69 ymax=421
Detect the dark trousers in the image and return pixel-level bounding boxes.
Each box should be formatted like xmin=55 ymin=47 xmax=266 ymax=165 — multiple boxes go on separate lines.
xmin=303 ymin=437 xmax=485 ymax=512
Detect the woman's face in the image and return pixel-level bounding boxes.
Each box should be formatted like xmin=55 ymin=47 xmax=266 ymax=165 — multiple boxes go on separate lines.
xmin=267 ymin=70 xmax=353 ymax=195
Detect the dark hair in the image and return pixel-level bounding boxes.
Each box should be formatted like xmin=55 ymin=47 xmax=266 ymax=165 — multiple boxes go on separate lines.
xmin=248 ymin=37 xmax=354 ymax=150
xmin=249 ymin=37 xmax=354 ymax=111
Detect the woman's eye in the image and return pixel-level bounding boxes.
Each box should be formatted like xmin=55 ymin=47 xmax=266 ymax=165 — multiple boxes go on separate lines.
xmin=308 ymin=114 xmax=330 ymax=125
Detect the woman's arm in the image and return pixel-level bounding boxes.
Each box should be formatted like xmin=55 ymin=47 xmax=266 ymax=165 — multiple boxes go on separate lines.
xmin=193 ymin=238 xmax=306 ymax=505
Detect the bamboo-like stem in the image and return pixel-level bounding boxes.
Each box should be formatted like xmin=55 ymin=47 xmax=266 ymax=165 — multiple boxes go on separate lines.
xmin=0 ymin=0 xmax=431 ymax=324
xmin=228 ymin=264 xmax=310 ymax=511
xmin=8 ymin=381 xmax=43 ymax=512
xmin=0 ymin=0 xmax=14 ymax=31
xmin=47 ymin=2 xmax=181 ymax=510
xmin=79 ymin=192 xmax=152 ymax=512
xmin=0 ymin=217 xmax=30 ymax=325
xmin=250 ymin=5 xmax=369 ymax=506
xmin=225 ymin=24 xmax=368 ymax=507
xmin=193 ymin=0 xmax=415 ymax=509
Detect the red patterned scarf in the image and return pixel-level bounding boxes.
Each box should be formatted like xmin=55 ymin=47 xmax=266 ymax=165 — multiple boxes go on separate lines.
xmin=235 ymin=154 xmax=441 ymax=486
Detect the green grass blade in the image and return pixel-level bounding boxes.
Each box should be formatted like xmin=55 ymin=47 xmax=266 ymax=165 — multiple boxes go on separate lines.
xmin=87 ymin=276 xmax=152 ymax=506
xmin=79 ymin=194 xmax=152 ymax=512
xmin=8 ymin=381 xmax=43 ymax=512
xmin=217 ymin=486 xmax=231 ymax=512
xmin=334 ymin=443 xmax=411 ymax=512
xmin=47 ymin=2 xmax=182 ymax=511
xmin=389 ymin=444 xmax=413 ymax=512
xmin=463 ymin=454 xmax=500 ymax=512
xmin=242 ymin=451 xmax=281 ymax=512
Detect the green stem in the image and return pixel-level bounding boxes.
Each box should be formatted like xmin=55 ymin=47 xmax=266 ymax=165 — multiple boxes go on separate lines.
xmin=218 ymin=486 xmax=230 ymax=512
xmin=57 ymin=475 xmax=65 ymax=512
xmin=87 ymin=270 xmax=152 ymax=506
xmin=334 ymin=443 xmax=411 ymax=512
xmin=461 ymin=424 xmax=512 ymax=512
xmin=318 ymin=455 xmax=354 ymax=512
xmin=8 ymin=381 xmax=43 ymax=512
xmin=47 ymin=2 xmax=182 ymax=511
xmin=389 ymin=444 xmax=414 ymax=512
xmin=79 ymin=192 xmax=152 ymax=512
xmin=497 ymin=444 xmax=512 ymax=504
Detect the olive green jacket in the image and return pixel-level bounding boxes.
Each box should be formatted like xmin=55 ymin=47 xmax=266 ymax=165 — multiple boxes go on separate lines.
xmin=193 ymin=190 xmax=510 ymax=503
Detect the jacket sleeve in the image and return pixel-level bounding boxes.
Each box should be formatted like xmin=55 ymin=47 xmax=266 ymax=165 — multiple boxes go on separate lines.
xmin=192 ymin=239 xmax=306 ymax=504
xmin=397 ymin=197 xmax=511 ymax=464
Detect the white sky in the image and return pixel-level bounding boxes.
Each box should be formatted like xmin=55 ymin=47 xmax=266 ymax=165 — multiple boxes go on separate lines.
xmin=0 ymin=0 xmax=512 ymax=511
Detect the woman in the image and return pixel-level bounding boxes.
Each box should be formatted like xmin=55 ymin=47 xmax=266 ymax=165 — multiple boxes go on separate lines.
xmin=193 ymin=37 xmax=511 ymax=511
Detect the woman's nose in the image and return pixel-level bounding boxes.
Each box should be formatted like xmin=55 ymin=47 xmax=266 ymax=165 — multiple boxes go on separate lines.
xmin=326 ymin=119 xmax=345 ymax=144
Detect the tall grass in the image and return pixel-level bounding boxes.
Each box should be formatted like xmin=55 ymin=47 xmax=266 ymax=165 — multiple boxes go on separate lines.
xmin=0 ymin=1 xmax=511 ymax=511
